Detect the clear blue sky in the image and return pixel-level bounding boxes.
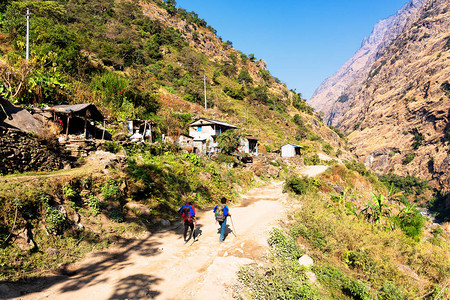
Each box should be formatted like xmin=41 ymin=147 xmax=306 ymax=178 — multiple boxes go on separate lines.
xmin=176 ymin=0 xmax=409 ymax=99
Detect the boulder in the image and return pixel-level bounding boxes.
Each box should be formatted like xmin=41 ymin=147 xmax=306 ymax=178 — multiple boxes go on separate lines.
xmin=161 ymin=219 xmax=170 ymax=227
xmin=298 ymin=254 xmax=314 ymax=267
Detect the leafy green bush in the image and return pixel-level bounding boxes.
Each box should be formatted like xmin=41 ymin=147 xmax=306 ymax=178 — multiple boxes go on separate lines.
xmin=217 ymin=153 xmax=238 ymax=165
xmin=101 ymin=179 xmax=122 ymax=202
xmin=410 ymin=128 xmax=424 ymax=150
xmin=342 ymin=278 xmax=371 ymax=300
xmin=378 ymin=281 xmax=403 ymax=299
xmin=105 ymin=141 xmax=122 ymax=154
xmin=62 ymin=185 xmax=78 ymax=200
xmin=379 ymin=174 xmax=428 ymax=195
xmin=315 ymin=265 xmax=372 ymax=300
xmin=268 ymin=228 xmax=303 ymax=260
xmin=304 ymin=154 xmax=321 ymax=166
xmin=45 ymin=205 xmax=67 ymax=234
xmin=216 ymin=129 xmax=242 ymax=154
xmin=88 ymin=195 xmax=102 ymax=216
xmin=182 ymin=152 xmax=202 ymax=166
xmin=397 ymin=210 xmax=424 ymax=241
xmin=322 ymin=142 xmax=333 ymax=155
xmin=403 ymin=153 xmax=416 ymax=164
xmin=345 ymin=161 xmax=370 ymax=177
xmin=284 ymin=176 xmax=315 ymax=195
xmin=109 ymin=209 xmax=124 ymax=223
xmin=306 ymin=132 xmax=323 ymax=142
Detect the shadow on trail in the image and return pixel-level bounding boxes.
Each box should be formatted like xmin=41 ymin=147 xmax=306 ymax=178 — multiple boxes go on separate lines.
xmin=108 ymin=274 xmax=160 ymax=299
xmin=1 ymin=237 xmax=163 ymax=299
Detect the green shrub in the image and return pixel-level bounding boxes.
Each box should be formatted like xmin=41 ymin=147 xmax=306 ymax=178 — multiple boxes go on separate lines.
xmin=403 ymin=153 xmax=416 ymax=164
xmin=378 ymin=282 xmax=403 ymax=299
xmin=379 ymin=174 xmax=428 ymax=195
xmin=345 ymin=161 xmax=370 ymax=176
xmin=88 ymin=195 xmax=102 ymax=216
xmin=322 ymin=143 xmax=333 ymax=155
xmin=268 ymin=228 xmax=303 ymax=260
xmin=105 ymin=141 xmax=122 ymax=154
xmin=101 ymin=179 xmax=122 ymax=202
xmin=62 ymin=185 xmax=78 ymax=200
xmin=397 ymin=210 xmax=424 ymax=241
xmin=109 ymin=209 xmax=124 ymax=223
xmin=410 ymin=128 xmax=423 ymax=150
xmin=304 ymin=154 xmax=321 ymax=166
xmin=217 ymin=153 xmax=238 ymax=165
xmin=342 ymin=278 xmax=371 ymax=300
xmin=182 ymin=152 xmax=202 ymax=166
xmin=306 ymin=132 xmax=323 ymax=142
xmin=284 ymin=176 xmax=315 ymax=195
xmin=45 ymin=205 xmax=67 ymax=234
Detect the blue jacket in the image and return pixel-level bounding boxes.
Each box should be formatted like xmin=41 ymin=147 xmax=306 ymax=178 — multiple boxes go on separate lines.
xmin=178 ymin=205 xmax=196 ymax=221
xmin=213 ymin=205 xmax=230 ymax=217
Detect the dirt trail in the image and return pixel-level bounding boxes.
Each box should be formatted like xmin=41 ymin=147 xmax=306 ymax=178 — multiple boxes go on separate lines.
xmin=7 ymin=181 xmax=289 ymax=300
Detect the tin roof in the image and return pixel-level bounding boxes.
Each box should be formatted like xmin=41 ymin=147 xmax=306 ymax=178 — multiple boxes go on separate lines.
xmin=189 ymin=117 xmax=239 ymax=129
xmin=46 ymin=103 xmax=104 ymax=121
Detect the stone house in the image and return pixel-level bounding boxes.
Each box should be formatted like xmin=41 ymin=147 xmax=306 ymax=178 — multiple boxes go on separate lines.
xmin=239 ymin=135 xmax=259 ymax=155
xmin=188 ymin=118 xmax=238 ymax=154
xmin=165 ymin=133 xmax=194 ymax=150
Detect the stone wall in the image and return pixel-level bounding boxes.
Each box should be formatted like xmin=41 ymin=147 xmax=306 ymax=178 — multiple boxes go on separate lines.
xmin=0 ymin=128 xmax=71 ymax=175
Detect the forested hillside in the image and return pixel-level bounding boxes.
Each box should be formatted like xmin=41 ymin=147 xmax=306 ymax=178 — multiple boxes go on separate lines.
xmin=0 ymin=0 xmax=343 ymax=153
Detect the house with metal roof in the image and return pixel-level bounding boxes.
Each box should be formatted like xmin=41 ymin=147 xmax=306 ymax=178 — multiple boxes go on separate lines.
xmin=188 ymin=118 xmax=239 ymax=154
xmin=281 ymin=143 xmax=303 ymax=157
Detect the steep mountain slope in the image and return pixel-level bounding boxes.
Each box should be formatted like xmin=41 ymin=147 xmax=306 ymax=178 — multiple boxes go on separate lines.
xmin=339 ymin=0 xmax=450 ymax=190
xmin=308 ymin=0 xmax=424 ymax=126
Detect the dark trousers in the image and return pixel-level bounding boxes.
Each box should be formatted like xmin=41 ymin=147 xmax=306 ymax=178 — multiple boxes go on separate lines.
xmin=184 ymin=220 xmax=194 ymax=241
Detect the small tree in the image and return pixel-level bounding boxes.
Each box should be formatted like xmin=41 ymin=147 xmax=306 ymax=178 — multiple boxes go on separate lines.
xmin=217 ymin=129 xmax=243 ymax=154
xmin=238 ymin=67 xmax=253 ymax=84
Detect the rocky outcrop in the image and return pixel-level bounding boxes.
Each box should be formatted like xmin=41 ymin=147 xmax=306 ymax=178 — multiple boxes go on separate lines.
xmin=0 ymin=128 xmax=71 ymax=174
xmin=308 ymin=0 xmax=424 ymax=126
xmin=340 ymin=0 xmax=450 ymax=190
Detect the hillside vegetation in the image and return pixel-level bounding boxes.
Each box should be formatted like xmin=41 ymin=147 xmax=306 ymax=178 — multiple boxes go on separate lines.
xmin=238 ymin=165 xmax=449 ymax=299
xmin=0 ymin=1 xmax=448 ymax=299
xmin=0 ymin=0 xmax=342 ymax=153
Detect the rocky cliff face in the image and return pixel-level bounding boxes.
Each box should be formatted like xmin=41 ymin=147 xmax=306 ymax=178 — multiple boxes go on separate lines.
xmin=339 ymin=0 xmax=450 ymax=190
xmin=308 ymin=0 xmax=424 ymax=126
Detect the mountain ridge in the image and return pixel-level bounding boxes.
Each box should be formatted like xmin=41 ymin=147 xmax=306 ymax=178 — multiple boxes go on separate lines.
xmin=308 ymin=0 xmax=424 ymax=126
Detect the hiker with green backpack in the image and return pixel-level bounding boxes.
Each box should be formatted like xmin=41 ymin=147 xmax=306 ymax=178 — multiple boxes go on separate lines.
xmin=213 ymin=197 xmax=231 ymax=242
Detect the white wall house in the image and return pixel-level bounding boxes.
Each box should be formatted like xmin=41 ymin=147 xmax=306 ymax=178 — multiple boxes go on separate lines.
xmin=281 ymin=144 xmax=303 ymax=157
xmin=188 ymin=118 xmax=238 ymax=154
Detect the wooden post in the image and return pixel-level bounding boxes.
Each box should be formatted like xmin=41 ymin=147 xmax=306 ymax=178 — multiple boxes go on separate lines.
xmin=149 ymin=122 xmax=153 ymax=143
xmin=143 ymin=121 xmax=148 ymax=142
xmin=65 ymin=114 xmax=70 ymax=138
xmin=84 ymin=113 xmax=87 ymax=139
xmin=102 ymin=120 xmax=105 ymax=140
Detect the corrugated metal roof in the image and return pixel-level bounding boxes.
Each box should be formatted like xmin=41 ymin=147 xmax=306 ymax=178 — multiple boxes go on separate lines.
xmin=46 ymin=103 xmax=104 ymax=121
xmin=189 ymin=117 xmax=238 ymax=129
xmin=282 ymin=143 xmax=304 ymax=148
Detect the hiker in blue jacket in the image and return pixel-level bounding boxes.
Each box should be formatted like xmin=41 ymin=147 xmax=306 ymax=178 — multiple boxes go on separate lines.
xmin=178 ymin=202 xmax=196 ymax=242
xmin=213 ymin=197 xmax=231 ymax=242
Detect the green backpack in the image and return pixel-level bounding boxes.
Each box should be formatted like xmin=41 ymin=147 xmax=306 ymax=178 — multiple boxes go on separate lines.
xmin=215 ymin=204 xmax=225 ymax=221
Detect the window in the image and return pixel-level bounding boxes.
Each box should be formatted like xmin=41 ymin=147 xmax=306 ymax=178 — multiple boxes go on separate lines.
xmin=197 ymin=126 xmax=202 ymax=132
